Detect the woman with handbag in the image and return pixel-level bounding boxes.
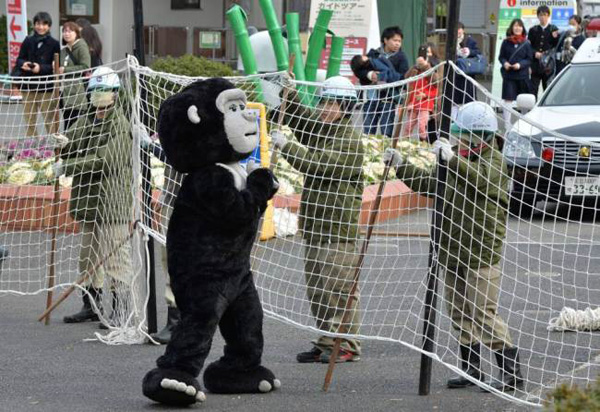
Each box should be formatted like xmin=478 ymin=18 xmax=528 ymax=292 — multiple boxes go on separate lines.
xmin=59 ymin=21 xmax=91 ymax=131
xmin=499 ymin=19 xmax=534 ymax=129
xmin=451 ymin=23 xmax=481 ymax=121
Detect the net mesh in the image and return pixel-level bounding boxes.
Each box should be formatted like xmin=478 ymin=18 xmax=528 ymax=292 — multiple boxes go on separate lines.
xmin=1 ymin=57 xmax=599 ymax=405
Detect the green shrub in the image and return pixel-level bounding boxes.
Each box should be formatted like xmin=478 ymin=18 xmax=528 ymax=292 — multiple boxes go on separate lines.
xmin=150 ymin=54 xmax=234 ymax=77
xmin=547 ymin=381 xmax=600 ymax=412
xmin=143 ymin=55 xmax=235 ymax=131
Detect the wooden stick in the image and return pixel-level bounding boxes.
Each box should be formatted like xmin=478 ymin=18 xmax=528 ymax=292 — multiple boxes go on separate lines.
xmin=360 ymin=230 xmax=430 ymax=238
xmin=269 ymin=53 xmax=296 ymax=171
xmin=43 ymin=53 xmax=62 ymax=325
xmin=38 ymin=225 xmax=137 ymax=323
xmin=323 ymin=94 xmax=409 ymax=392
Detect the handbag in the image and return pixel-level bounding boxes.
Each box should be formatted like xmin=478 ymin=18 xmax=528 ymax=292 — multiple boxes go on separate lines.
xmin=458 ymin=54 xmax=488 ymax=75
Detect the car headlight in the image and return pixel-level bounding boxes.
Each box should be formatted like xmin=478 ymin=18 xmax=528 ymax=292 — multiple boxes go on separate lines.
xmin=503 ymin=131 xmax=537 ymax=159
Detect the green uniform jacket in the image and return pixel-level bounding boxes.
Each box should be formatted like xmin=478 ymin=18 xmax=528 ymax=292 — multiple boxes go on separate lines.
xmin=61 ymin=106 xmax=133 ymax=225
xmin=60 ymin=39 xmax=91 ymax=110
xmin=280 ymin=93 xmax=365 ymax=245
xmin=396 ymin=142 xmax=509 ymax=269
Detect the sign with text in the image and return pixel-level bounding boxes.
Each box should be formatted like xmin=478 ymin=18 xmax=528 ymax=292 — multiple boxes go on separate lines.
xmin=319 ymin=36 xmax=368 ymax=82
xmin=490 ymin=0 xmax=577 ymax=101
xmin=5 ymin=0 xmax=28 ymax=73
xmin=309 ymin=0 xmax=380 ymax=51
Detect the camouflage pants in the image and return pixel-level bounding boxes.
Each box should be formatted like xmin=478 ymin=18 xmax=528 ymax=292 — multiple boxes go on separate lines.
xmin=444 ymin=265 xmax=513 ymax=351
xmin=304 ymin=241 xmax=361 ymax=355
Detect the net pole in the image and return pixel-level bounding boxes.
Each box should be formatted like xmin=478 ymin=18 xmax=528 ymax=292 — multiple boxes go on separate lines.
xmin=133 ymin=0 xmax=157 ymax=334
xmin=43 ymin=53 xmax=62 ymax=325
xmin=323 ymin=97 xmax=408 ymax=392
xmin=269 ymin=53 xmax=296 ymax=171
xmin=418 ymin=0 xmax=460 ymax=396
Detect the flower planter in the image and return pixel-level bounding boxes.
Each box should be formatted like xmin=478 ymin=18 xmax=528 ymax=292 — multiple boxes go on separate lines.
xmin=0 ymin=180 xmax=431 ymax=234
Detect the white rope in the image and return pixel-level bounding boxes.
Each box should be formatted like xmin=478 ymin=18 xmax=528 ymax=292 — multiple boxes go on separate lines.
xmin=548 ymin=307 xmax=600 ymax=331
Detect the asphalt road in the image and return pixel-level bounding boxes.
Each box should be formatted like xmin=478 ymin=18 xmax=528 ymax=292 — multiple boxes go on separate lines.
xmin=3 ymin=203 xmax=599 ymax=411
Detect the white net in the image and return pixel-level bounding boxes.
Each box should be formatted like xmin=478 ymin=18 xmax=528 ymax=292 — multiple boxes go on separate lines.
xmin=2 ymin=56 xmax=600 ymax=405
xmin=0 ymin=58 xmax=149 ymax=344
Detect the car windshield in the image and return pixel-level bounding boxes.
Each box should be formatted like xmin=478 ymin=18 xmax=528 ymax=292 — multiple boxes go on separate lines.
xmin=541 ymin=65 xmax=600 ymax=106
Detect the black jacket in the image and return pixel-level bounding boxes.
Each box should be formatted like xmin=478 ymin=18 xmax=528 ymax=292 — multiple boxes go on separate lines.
xmin=499 ymin=39 xmax=534 ymax=80
xmin=14 ymin=33 xmax=60 ymax=91
xmin=528 ymin=24 xmax=559 ymax=74
xmin=459 ymin=36 xmax=480 ymax=57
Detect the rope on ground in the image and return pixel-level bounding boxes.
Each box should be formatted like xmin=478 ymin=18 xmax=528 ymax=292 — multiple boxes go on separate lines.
xmin=548 ymin=306 xmax=600 ymax=331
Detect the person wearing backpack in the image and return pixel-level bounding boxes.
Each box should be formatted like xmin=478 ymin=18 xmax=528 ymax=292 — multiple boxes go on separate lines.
xmin=59 ymin=21 xmax=91 ymax=130
xmin=499 ymin=19 xmax=534 ymax=129
xmin=527 ymin=5 xmax=559 ymax=97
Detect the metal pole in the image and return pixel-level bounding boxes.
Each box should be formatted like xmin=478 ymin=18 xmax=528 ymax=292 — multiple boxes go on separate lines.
xmin=418 ymin=0 xmax=460 ymax=397
xmin=133 ymin=0 xmax=157 ymax=335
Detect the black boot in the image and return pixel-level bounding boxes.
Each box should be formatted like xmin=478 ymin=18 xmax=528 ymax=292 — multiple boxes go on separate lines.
xmin=150 ymin=307 xmax=180 ymax=344
xmin=447 ymin=344 xmax=484 ymax=388
xmin=99 ymin=291 xmax=128 ymax=330
xmin=489 ymin=347 xmax=524 ymax=392
xmin=63 ymin=287 xmax=102 ymax=323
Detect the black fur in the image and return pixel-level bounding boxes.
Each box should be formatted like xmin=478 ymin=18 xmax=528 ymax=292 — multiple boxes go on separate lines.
xmin=142 ymin=78 xmax=279 ymax=406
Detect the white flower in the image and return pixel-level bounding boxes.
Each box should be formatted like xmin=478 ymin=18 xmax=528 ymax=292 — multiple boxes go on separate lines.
xmin=7 ymin=168 xmax=36 ymax=185
xmin=59 ymin=176 xmax=73 ymax=188
xmin=7 ymin=162 xmax=32 ymax=174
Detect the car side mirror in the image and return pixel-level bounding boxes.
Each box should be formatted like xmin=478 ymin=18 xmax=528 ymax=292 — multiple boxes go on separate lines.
xmin=516 ymin=94 xmax=536 ymax=112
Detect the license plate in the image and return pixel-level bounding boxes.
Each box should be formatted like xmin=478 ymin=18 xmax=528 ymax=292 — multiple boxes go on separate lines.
xmin=564 ymin=176 xmax=600 ymax=196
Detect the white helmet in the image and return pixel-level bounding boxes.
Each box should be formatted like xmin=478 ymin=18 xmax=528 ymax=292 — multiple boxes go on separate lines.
xmin=87 ymin=66 xmax=121 ymax=91
xmin=451 ymin=101 xmax=497 ymax=143
xmin=320 ymin=76 xmax=358 ymax=102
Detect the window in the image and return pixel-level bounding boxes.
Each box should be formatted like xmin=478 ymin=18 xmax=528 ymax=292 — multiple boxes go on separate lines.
xmin=541 ymin=65 xmax=600 ymax=106
xmin=171 ymin=0 xmax=202 ymax=10
xmin=59 ymin=0 xmax=99 ymax=25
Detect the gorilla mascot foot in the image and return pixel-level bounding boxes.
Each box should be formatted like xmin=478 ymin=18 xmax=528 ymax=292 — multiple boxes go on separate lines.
xmin=204 ymin=360 xmax=281 ymax=394
xmin=142 ymin=368 xmax=206 ymax=406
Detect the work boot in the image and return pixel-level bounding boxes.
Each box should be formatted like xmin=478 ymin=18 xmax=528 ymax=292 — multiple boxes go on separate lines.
xmin=63 ymin=287 xmax=102 ymax=323
xmin=447 ymin=344 xmax=484 ymax=388
xmin=296 ymin=347 xmax=323 ymax=363
xmin=99 ymin=290 xmax=128 ymax=330
xmin=488 ymin=347 xmax=524 ymax=392
xmin=149 ymin=306 xmax=180 ymax=344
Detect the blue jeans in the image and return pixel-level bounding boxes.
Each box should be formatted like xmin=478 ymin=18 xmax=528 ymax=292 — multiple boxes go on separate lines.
xmin=363 ymin=90 xmax=396 ymax=137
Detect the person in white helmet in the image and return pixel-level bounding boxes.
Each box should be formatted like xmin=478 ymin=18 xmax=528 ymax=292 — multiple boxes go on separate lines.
xmin=384 ymin=102 xmax=523 ymax=392
xmin=271 ymin=75 xmax=365 ymax=363
xmin=54 ymin=66 xmax=134 ymax=329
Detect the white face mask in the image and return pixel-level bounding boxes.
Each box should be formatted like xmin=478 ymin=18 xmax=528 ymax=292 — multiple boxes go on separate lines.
xmin=90 ymin=91 xmax=115 ymax=108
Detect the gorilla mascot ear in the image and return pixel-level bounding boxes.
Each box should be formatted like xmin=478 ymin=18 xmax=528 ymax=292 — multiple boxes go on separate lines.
xmin=157 ymin=78 xmax=239 ymax=173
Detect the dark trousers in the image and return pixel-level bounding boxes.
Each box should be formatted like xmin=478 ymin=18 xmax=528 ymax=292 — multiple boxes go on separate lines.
xmin=531 ymin=72 xmax=551 ymax=98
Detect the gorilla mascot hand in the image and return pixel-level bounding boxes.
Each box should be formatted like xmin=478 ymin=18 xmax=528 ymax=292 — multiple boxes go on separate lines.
xmin=142 ymin=78 xmax=280 ymax=406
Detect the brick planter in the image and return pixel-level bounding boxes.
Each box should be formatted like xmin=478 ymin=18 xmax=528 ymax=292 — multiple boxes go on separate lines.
xmin=0 ymin=181 xmax=431 ymax=233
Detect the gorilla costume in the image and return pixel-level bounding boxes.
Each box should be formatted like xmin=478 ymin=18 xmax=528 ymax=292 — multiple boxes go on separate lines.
xmin=142 ymin=78 xmax=280 ymax=406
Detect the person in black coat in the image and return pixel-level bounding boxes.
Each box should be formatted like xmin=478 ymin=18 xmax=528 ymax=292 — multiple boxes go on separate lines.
xmin=556 ymin=15 xmax=586 ymax=74
xmin=451 ymin=22 xmax=480 ymax=120
xmin=527 ymin=5 xmax=559 ymax=97
xmin=363 ymin=26 xmax=409 ymax=137
xmin=499 ymin=18 xmax=533 ymax=129
xmin=14 ymin=11 xmax=61 ymax=138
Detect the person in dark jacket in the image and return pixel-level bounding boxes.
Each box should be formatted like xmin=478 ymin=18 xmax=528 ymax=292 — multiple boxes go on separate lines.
xmin=75 ymin=18 xmax=103 ymax=68
xmin=350 ymin=54 xmax=403 ymax=86
xmin=527 ymin=5 xmax=559 ymax=97
xmin=556 ymin=15 xmax=586 ymax=74
xmin=363 ymin=26 xmax=409 ymax=137
xmin=14 ymin=11 xmax=61 ymax=138
xmin=499 ymin=19 xmax=533 ymax=129
xmin=451 ymin=22 xmax=480 ymax=120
